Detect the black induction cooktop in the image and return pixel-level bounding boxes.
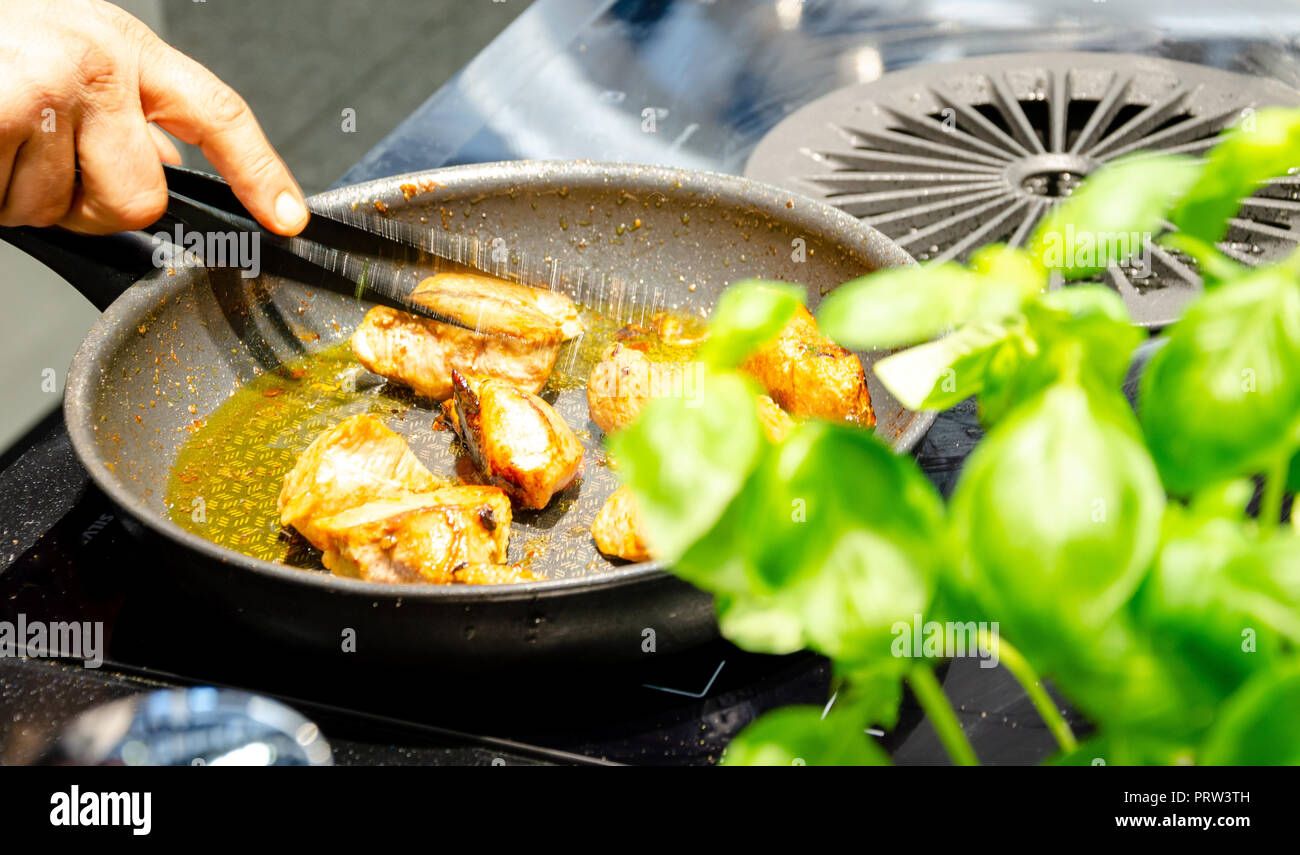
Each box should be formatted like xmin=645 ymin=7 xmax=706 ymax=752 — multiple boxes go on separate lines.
xmin=0 ymin=396 xmax=1083 ymax=765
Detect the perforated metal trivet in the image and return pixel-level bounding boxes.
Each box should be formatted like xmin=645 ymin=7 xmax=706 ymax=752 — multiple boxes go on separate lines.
xmin=746 ymin=52 xmax=1300 ymax=327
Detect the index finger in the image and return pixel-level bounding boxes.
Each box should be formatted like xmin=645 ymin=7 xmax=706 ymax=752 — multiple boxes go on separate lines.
xmin=136 ymin=40 xmax=309 ymax=235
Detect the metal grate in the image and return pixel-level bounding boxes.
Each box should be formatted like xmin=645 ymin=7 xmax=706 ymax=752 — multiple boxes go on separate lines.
xmin=745 ymin=52 xmax=1300 ymax=327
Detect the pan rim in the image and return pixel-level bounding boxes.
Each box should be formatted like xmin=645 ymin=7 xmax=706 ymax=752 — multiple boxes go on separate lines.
xmin=64 ymin=159 xmax=933 ymax=602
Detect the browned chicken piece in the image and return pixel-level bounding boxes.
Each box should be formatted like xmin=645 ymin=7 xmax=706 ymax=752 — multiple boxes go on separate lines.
xmin=591 ymin=485 xmax=652 ymax=562
xmin=586 ymin=343 xmax=649 ymax=434
xmin=587 ymin=343 xmax=795 ymax=441
xmin=586 ymin=343 xmax=686 ymax=435
xmin=277 ymin=413 xmax=442 ymax=550
xmin=350 ymin=272 xmax=581 ymax=400
xmin=279 ymin=415 xmax=531 ymax=585
xmin=740 ymin=303 xmax=875 ymax=427
xmin=312 ymin=486 xmax=513 ymax=584
xmin=755 ymin=393 xmax=796 ymax=442
xmin=411 ymin=272 xmax=582 ymax=341
xmin=352 ymin=307 xmax=558 ymax=399
xmin=447 ymin=371 xmax=584 ymax=510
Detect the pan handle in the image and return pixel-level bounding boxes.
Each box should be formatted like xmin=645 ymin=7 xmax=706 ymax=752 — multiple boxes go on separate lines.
xmin=0 ymin=225 xmax=162 ymax=312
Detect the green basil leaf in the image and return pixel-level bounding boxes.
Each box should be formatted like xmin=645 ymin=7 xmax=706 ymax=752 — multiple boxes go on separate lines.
xmin=1134 ymin=513 xmax=1300 ymax=712
xmin=721 ymin=705 xmax=890 ymax=766
xmin=1139 ymin=265 xmax=1300 ymax=494
xmin=680 ymin=421 xmax=944 ymax=678
xmin=818 ymin=260 xmax=1029 ymax=350
xmin=872 ymin=321 xmax=1020 ymax=411
xmin=976 ymin=289 xmax=1143 ymax=426
xmin=968 ymin=243 xmax=1044 ymax=294
xmin=1029 ymin=154 xmax=1200 ymax=279
xmin=950 ymin=382 xmax=1165 ymax=662
xmin=712 ymin=594 xmax=806 ymax=655
xmin=1199 ymin=660 xmax=1300 ymax=765
xmin=946 ymin=380 xmax=1238 ymax=739
xmin=1035 ymin=283 xmax=1133 ymax=323
xmin=833 ymin=661 xmax=907 ymax=730
xmin=869 ymin=283 xmax=1140 ymax=418
xmin=1051 ymin=619 xmax=1205 ymax=740
xmin=609 ymin=369 xmax=763 ymax=561
xmin=1023 ymin=289 xmax=1144 ymax=391
xmin=1050 ymin=734 xmax=1195 ymax=766
xmin=1185 ymin=478 xmax=1256 ymax=523
xmin=1171 ymin=107 xmax=1300 ymax=244
xmin=1232 ymin=535 xmax=1300 ymax=637
xmin=699 ymin=280 xmax=804 ymax=369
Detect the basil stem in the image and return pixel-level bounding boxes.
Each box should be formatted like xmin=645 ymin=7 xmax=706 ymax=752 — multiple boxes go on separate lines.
xmin=1261 ymin=452 xmax=1290 ymax=535
xmin=907 ymin=664 xmax=978 ymax=766
xmin=980 ymin=629 xmax=1077 ymax=754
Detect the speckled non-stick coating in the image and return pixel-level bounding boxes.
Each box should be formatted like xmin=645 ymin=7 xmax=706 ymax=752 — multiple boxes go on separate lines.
xmin=63 ymin=161 xmax=928 ymax=663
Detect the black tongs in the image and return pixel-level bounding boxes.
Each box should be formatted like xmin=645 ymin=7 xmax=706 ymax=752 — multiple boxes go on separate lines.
xmin=159 ymin=163 xmax=473 ymax=328
xmin=0 ymin=165 xmax=580 ymax=325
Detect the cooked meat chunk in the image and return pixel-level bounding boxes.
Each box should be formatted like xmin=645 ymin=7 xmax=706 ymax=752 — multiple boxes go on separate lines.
xmin=352 ymin=308 xmax=561 ymax=400
xmin=350 ymin=272 xmax=581 ymax=400
xmin=411 ymin=271 xmax=582 ymax=341
xmin=586 ymin=343 xmax=649 ymax=435
xmin=586 ymin=343 xmax=689 ymax=435
xmin=755 ymin=393 xmax=796 ymax=442
xmin=587 ymin=343 xmax=795 ymax=441
xmin=278 ymin=415 xmax=526 ymax=585
xmin=740 ymin=303 xmax=874 ymax=427
xmin=313 ymin=487 xmax=512 ymax=584
xmin=277 ymin=413 xmax=442 ymax=550
xmin=447 ymin=371 xmax=584 ymax=510
xmin=591 ymin=485 xmax=652 ymax=562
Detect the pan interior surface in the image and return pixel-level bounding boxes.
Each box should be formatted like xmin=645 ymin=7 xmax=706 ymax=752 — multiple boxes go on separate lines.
xmin=66 ymin=161 xmax=925 ymax=595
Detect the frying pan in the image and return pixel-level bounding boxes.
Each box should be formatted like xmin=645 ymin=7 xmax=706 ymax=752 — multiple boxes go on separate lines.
xmin=3 ymin=161 xmax=930 ymax=667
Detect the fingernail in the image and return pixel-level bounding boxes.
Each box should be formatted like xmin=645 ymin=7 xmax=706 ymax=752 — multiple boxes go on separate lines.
xmin=275 ymin=190 xmax=308 ymax=230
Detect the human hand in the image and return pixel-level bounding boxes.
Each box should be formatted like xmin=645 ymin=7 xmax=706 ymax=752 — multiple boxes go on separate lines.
xmin=0 ymin=0 xmax=309 ymax=235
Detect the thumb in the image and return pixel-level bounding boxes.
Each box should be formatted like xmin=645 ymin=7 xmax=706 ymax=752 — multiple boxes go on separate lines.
xmin=147 ymin=124 xmax=183 ymax=165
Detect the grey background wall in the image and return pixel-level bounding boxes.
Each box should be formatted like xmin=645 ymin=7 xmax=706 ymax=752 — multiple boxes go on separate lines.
xmin=0 ymin=0 xmax=532 ymax=451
